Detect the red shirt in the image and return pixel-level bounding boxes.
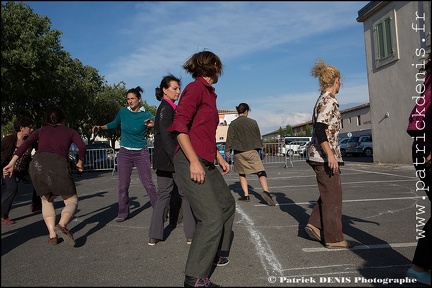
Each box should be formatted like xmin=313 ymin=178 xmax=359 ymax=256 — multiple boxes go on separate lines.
xmin=168 ymin=77 xmax=219 ymax=163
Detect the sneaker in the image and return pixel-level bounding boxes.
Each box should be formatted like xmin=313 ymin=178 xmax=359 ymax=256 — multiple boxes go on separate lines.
xmin=407 ymin=267 xmax=431 ymax=285
xmin=186 ymin=238 xmax=193 ymax=245
xmin=262 ymin=191 xmax=276 ymax=206
xmin=148 ymin=238 xmax=160 ymax=246
xmin=184 ymin=275 xmax=220 ymax=287
xmin=237 ymin=196 xmax=250 ymax=202
xmin=30 ymin=203 xmax=42 ymax=212
xmin=115 ymin=216 xmax=127 ymax=222
xmin=54 ymin=224 xmax=75 ymax=246
xmin=213 ymin=255 xmax=230 ymax=267
xmin=1 ymin=217 xmax=16 ymax=225
xmin=48 ymin=237 xmax=58 ymax=245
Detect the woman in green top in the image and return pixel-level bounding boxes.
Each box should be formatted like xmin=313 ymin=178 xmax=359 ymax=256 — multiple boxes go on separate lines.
xmin=93 ymin=86 xmax=157 ymax=222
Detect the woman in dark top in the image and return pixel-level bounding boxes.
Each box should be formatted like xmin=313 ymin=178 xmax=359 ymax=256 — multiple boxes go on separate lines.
xmin=148 ymin=74 xmax=196 ymax=246
xmin=1 ymin=116 xmax=42 ymax=225
xmin=3 ymin=107 xmax=86 ymax=246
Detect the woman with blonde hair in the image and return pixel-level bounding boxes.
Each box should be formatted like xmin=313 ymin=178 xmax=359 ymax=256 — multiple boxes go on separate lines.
xmin=305 ymin=59 xmax=353 ymax=249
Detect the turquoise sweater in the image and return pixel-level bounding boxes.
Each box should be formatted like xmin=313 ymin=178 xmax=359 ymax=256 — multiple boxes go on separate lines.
xmin=106 ymin=107 xmax=154 ymax=149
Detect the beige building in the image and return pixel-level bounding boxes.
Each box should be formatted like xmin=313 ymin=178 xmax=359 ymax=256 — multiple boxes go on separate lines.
xmin=262 ymin=102 xmax=371 ymax=141
xmin=216 ymin=110 xmax=238 ymax=142
xmin=357 ymin=1 xmax=431 ymax=164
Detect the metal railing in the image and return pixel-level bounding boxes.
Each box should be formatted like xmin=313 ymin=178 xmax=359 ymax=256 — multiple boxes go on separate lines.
xmin=77 ymin=144 xmax=308 ymax=174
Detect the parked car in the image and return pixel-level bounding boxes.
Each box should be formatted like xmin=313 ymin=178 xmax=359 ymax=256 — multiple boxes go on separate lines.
xmin=216 ymin=142 xmax=232 ymax=164
xmin=339 ymin=137 xmax=350 ymax=157
xmin=345 ymin=135 xmax=373 ymax=157
xmin=297 ymin=141 xmax=311 ymax=156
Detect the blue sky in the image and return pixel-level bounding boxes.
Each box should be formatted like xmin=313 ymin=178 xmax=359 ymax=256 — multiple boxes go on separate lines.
xmin=25 ymin=1 xmax=370 ymax=134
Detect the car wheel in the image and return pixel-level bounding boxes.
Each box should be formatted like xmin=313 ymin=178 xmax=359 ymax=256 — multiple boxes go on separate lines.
xmin=287 ymin=149 xmax=294 ymax=156
xmin=341 ymin=149 xmax=346 ymax=157
xmin=363 ymin=148 xmax=373 ymax=157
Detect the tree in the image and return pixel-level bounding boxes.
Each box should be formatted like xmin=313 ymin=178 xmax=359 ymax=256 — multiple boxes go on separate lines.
xmin=87 ymin=82 xmax=128 ymax=146
xmin=305 ymin=125 xmax=312 ymax=136
xmin=285 ymin=124 xmax=293 ymax=136
xmin=2 ymin=1 xmax=65 ymax=125
xmin=1 ymin=2 xmax=104 ymax=131
xmin=278 ymin=127 xmax=285 ymax=138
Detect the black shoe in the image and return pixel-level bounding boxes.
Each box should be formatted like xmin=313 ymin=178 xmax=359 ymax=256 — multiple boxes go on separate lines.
xmin=237 ymin=196 xmax=250 ymax=202
xmin=262 ymin=191 xmax=275 ymax=206
xmin=148 ymin=238 xmax=160 ymax=246
xmin=30 ymin=203 xmax=42 ymax=212
xmin=184 ymin=275 xmax=220 ymax=287
xmin=213 ymin=256 xmax=230 ymax=267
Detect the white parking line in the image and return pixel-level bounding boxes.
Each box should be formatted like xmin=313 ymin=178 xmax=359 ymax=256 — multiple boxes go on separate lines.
xmin=268 ymin=196 xmax=425 ymax=207
xmin=303 ymin=242 xmax=417 ymax=252
xmin=235 ymin=204 xmax=284 ymax=277
xmin=343 ymin=168 xmax=415 ymax=179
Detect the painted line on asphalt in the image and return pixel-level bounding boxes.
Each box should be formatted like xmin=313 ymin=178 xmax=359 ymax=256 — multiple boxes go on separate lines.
xmin=255 ymin=196 xmax=425 ymax=207
xmin=235 ymin=204 xmax=284 ymax=277
xmin=302 ymin=242 xmax=417 ymax=252
xmin=343 ymin=168 xmax=415 ymax=178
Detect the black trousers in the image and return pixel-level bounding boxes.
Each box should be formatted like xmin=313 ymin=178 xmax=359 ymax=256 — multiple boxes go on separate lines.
xmin=1 ymin=170 xmax=41 ymax=218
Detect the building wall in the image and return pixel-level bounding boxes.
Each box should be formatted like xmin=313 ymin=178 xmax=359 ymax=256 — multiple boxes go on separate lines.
xmin=339 ymin=105 xmax=372 ymax=138
xmin=215 ymin=111 xmax=238 ymax=142
xmin=358 ymin=1 xmax=431 ymax=164
xmin=266 ymin=103 xmax=372 ymax=141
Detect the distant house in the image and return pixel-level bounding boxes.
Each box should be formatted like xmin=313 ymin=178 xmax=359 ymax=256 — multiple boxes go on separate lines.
xmin=262 ymin=103 xmax=371 ymax=141
xmin=216 ymin=109 xmax=237 ymax=142
xmin=357 ymin=1 xmax=431 ymax=164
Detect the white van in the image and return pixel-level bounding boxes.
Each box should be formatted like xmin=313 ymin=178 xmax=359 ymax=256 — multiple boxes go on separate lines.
xmin=280 ymin=136 xmax=312 ymax=156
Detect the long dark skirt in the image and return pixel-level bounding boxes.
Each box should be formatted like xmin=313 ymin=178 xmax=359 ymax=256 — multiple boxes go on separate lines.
xmin=29 ymin=152 xmax=77 ymax=201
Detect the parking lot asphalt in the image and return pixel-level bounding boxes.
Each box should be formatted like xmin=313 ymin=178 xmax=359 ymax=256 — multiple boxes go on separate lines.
xmin=1 ymin=157 xmax=430 ymax=287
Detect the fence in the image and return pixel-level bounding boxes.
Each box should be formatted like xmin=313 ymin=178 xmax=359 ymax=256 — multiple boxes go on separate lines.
xmin=261 ymin=142 xmax=308 ymax=168
xmin=76 ymin=143 xmax=308 ymax=173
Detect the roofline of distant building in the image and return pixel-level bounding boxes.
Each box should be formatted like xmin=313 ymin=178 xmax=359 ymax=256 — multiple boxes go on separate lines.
xmin=218 ymin=109 xmax=237 ymax=114
xmin=262 ymin=102 xmax=370 ymax=136
xmin=356 ymin=1 xmax=390 ymax=22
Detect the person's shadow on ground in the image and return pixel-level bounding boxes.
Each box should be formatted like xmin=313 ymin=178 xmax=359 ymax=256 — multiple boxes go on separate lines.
xmin=273 ymin=192 xmax=413 ymax=283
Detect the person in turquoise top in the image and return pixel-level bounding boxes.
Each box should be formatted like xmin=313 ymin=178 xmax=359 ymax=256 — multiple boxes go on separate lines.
xmin=92 ymin=86 xmax=157 ymax=222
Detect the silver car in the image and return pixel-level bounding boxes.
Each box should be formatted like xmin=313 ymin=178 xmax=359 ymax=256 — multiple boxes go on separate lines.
xmin=345 ymin=135 xmax=373 ymax=157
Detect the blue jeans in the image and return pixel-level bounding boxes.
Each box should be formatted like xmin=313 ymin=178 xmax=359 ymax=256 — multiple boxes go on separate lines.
xmin=116 ymin=147 xmax=157 ymax=218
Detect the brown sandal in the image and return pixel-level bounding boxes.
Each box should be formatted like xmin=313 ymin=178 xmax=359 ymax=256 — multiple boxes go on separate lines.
xmin=54 ymin=224 xmax=75 ymax=246
xmin=305 ymin=224 xmax=321 ymax=242
xmin=325 ymin=240 xmax=354 ymax=249
xmin=48 ymin=237 xmax=58 ymax=245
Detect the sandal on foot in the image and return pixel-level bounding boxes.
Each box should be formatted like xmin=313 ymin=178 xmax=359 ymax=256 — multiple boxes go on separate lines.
xmin=54 ymin=224 xmax=75 ymax=246
xmin=325 ymin=240 xmax=354 ymax=249
xmin=48 ymin=237 xmax=58 ymax=245
xmin=305 ymin=224 xmax=321 ymax=242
